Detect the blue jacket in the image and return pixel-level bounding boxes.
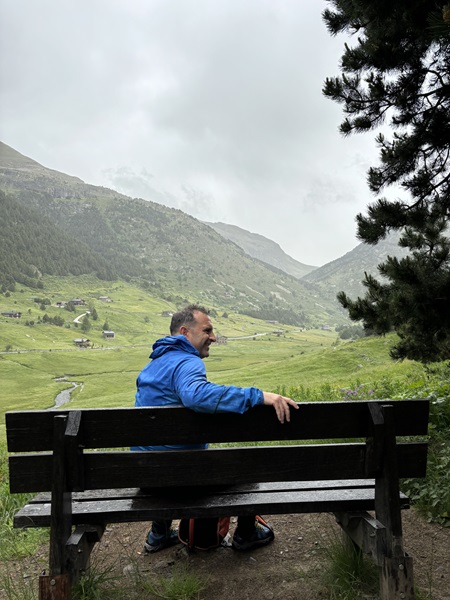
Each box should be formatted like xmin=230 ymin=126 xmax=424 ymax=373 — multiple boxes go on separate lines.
xmin=133 ymin=335 xmax=264 ymax=451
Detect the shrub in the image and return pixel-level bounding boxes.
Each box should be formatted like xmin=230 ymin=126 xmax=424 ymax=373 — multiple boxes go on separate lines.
xmin=276 ymin=364 xmax=450 ymax=526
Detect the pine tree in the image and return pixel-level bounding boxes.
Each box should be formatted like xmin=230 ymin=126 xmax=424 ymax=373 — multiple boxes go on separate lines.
xmin=81 ymin=315 xmax=91 ymax=333
xmin=323 ymin=0 xmax=450 ymax=362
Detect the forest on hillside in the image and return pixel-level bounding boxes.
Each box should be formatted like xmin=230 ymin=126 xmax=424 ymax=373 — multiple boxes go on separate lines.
xmin=0 ymin=190 xmax=116 ymax=289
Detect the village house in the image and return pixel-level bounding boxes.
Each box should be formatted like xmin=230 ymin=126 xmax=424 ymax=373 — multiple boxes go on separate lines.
xmin=70 ymin=298 xmax=86 ymax=306
xmin=98 ymin=296 xmax=112 ymax=303
xmin=1 ymin=311 xmax=22 ymax=318
xmin=102 ymin=331 xmax=115 ymax=339
xmin=74 ymin=338 xmax=90 ymax=347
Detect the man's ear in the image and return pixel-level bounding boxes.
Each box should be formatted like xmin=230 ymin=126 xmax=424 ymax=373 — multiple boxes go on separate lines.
xmin=179 ymin=325 xmax=188 ymax=336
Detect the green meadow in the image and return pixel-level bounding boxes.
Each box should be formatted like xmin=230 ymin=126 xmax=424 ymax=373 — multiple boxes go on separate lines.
xmin=1 ymin=275 xmax=449 ymax=530
xmin=0 ymin=276 xmax=427 ymax=418
xmin=0 ymin=275 xmax=428 ymax=434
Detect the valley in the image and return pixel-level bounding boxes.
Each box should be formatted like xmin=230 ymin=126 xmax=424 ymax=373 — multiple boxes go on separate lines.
xmin=0 ymin=141 xmax=408 ymax=330
xmin=0 ymin=274 xmax=421 ymax=437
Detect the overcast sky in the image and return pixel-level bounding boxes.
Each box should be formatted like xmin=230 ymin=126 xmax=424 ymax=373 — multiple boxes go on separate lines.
xmin=0 ymin=0 xmax=383 ymax=266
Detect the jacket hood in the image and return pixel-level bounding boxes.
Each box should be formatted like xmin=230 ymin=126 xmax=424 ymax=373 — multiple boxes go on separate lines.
xmin=150 ymin=335 xmax=200 ymax=360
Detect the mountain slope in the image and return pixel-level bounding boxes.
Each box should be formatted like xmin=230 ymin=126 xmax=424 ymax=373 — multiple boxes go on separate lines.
xmin=0 ymin=142 xmax=346 ymax=326
xmin=303 ymin=231 xmax=408 ymax=299
xmin=0 ymin=189 xmax=115 ymax=287
xmin=203 ymin=221 xmax=317 ymax=279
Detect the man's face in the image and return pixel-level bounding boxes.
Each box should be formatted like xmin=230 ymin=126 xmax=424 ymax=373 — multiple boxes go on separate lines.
xmin=181 ymin=311 xmax=216 ymax=358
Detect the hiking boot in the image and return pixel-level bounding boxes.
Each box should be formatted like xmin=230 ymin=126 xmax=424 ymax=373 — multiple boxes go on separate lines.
xmin=232 ymin=517 xmax=274 ymax=551
xmin=144 ymin=529 xmax=180 ymax=553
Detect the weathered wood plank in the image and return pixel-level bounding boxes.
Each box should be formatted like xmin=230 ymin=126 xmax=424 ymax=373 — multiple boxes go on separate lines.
xmin=66 ymin=525 xmax=105 ymax=585
xmin=9 ymin=442 xmax=428 ymax=493
xmin=375 ymin=405 xmax=405 ymax=559
xmin=14 ymin=481 xmax=409 ymax=527
xmin=335 ymin=511 xmax=387 ymax=566
xmin=25 ymin=479 xmax=384 ymax=504
xmin=48 ymin=416 xmax=72 ymax=578
xmin=14 ymin=485 xmax=412 ymax=527
xmin=381 ymin=555 xmax=415 ymax=600
xmin=39 ymin=574 xmax=71 ymax=600
xmin=6 ymin=399 xmax=430 ymax=452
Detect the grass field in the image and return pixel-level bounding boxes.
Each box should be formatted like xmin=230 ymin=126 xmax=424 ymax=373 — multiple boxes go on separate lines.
xmin=0 ymin=275 xmax=426 ymax=438
xmin=1 ymin=274 xmax=449 ymax=600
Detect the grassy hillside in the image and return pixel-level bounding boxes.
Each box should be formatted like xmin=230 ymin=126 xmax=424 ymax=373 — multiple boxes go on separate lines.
xmin=303 ymin=231 xmax=408 ymax=299
xmin=0 ymin=274 xmax=422 ymax=438
xmin=1 ymin=273 xmax=449 ymax=535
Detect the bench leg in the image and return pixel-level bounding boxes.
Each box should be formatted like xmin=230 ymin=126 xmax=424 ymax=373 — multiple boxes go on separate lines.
xmin=373 ymin=405 xmax=416 ymax=599
xmin=380 ymin=554 xmax=415 ymax=600
xmin=66 ymin=524 xmax=105 ymax=585
xmin=335 ymin=510 xmax=387 ymax=566
xmin=39 ymin=574 xmax=71 ymax=600
xmin=40 ymin=415 xmax=78 ymax=600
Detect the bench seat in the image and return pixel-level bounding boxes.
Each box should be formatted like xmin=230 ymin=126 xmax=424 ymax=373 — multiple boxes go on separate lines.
xmin=14 ymin=479 xmax=411 ymax=527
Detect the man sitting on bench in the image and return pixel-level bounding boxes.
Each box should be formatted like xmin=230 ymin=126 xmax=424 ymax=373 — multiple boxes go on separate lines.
xmin=133 ymin=304 xmax=298 ymax=552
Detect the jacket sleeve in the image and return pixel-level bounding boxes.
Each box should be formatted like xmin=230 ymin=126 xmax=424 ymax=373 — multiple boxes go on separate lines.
xmin=172 ymin=355 xmax=264 ymax=414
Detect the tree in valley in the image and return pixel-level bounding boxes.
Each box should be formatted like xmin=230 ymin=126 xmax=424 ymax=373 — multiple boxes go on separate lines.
xmin=81 ymin=314 xmax=91 ymax=333
xmin=323 ymin=1 xmax=450 ymax=362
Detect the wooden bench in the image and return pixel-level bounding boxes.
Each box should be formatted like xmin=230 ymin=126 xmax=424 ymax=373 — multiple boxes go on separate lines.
xmin=6 ymin=399 xmax=429 ymax=600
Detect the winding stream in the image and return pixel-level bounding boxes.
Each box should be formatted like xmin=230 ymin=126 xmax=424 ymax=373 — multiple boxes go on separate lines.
xmin=51 ymin=377 xmax=81 ymax=410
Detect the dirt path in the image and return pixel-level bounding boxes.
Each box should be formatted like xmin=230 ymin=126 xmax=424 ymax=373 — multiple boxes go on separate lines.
xmin=3 ymin=509 xmax=449 ymax=599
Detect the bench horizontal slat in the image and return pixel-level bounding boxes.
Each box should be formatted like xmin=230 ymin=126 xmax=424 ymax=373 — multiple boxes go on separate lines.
xmin=13 ymin=480 xmax=411 ymax=527
xmin=6 ymin=399 xmax=430 ymax=452
xmin=25 ymin=479 xmax=381 ymax=503
xmin=9 ymin=442 xmax=428 ymax=493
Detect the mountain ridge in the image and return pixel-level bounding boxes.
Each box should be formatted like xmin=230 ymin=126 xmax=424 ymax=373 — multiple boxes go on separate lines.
xmin=303 ymin=230 xmax=407 ymax=299
xmin=203 ymin=221 xmax=317 ymax=280
xmin=203 ymin=218 xmax=407 ymax=301
xmin=0 ymin=142 xmax=345 ymax=327
xmin=0 ymin=141 xmax=408 ymax=321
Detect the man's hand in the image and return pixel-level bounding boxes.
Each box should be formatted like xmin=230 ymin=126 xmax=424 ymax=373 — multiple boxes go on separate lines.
xmin=262 ymin=392 xmax=299 ymax=424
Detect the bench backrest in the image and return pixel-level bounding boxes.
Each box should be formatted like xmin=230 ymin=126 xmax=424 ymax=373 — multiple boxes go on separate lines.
xmin=7 ymin=400 xmax=429 ymax=494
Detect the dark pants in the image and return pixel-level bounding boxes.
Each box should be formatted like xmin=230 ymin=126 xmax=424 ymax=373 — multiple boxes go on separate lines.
xmin=150 ymin=515 xmax=256 ymax=538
